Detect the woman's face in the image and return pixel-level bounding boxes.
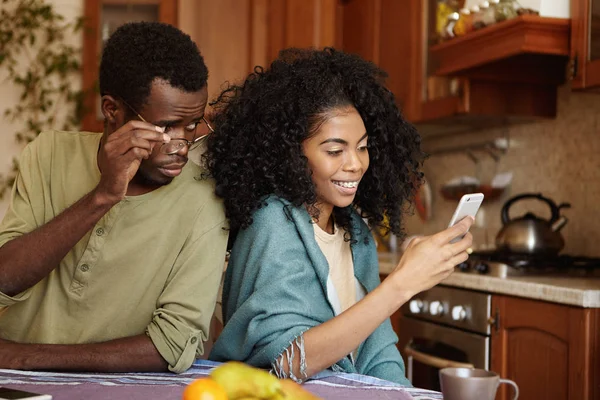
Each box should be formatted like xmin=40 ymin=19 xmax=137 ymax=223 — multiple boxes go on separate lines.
xmin=302 ymin=106 xmax=369 ymax=214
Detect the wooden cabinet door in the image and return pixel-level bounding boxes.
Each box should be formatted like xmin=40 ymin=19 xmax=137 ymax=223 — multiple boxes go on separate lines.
xmin=339 ymin=0 xmax=425 ymax=122
xmin=491 ymin=295 xmax=595 ymax=400
xmin=81 ymin=0 xmax=179 ymax=132
xmin=339 ymin=0 xmax=468 ymax=126
xmin=253 ymin=0 xmax=338 ymax=66
xmin=571 ymin=0 xmax=600 ymax=90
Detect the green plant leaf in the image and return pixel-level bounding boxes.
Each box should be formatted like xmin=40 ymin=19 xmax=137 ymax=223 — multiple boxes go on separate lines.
xmin=0 ymin=0 xmax=83 ymax=195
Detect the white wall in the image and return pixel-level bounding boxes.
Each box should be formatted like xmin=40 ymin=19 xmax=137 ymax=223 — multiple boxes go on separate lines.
xmin=0 ymin=0 xmax=83 ymax=219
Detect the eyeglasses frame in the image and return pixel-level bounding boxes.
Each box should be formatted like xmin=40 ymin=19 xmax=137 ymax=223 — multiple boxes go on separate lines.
xmin=119 ymin=97 xmax=214 ymax=155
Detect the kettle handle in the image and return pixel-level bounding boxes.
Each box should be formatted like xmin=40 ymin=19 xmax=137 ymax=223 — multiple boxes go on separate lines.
xmin=501 ymin=193 xmax=562 ymax=225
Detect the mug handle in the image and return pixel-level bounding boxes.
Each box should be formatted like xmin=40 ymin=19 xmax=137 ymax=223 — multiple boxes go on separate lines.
xmin=499 ymin=378 xmax=519 ymax=400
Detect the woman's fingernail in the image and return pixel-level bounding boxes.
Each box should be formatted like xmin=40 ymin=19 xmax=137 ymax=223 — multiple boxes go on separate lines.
xmin=163 ymin=134 xmax=171 ymax=142
xmin=155 ymin=126 xmax=165 ymax=133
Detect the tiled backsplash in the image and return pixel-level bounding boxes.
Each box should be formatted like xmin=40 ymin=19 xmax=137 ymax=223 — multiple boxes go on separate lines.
xmin=403 ymin=85 xmax=600 ymax=257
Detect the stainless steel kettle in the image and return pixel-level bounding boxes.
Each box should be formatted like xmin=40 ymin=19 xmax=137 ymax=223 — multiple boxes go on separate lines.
xmin=495 ymin=193 xmax=570 ymax=255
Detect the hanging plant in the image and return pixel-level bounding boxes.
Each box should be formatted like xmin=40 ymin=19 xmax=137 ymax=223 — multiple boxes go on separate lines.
xmin=0 ymin=0 xmax=85 ymax=198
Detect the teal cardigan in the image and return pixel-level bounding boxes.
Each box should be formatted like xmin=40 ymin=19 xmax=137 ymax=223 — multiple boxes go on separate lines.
xmin=209 ymin=196 xmax=411 ymax=386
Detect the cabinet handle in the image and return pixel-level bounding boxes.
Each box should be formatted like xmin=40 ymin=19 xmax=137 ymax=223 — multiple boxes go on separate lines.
xmin=488 ymin=307 xmax=500 ymax=333
xmin=404 ymin=340 xmax=474 ymax=382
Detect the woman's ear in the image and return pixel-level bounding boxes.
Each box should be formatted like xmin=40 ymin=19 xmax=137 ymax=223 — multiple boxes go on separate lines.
xmin=101 ymin=95 xmax=121 ymax=125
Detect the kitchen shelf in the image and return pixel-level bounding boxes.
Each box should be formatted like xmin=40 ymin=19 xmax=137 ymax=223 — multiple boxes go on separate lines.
xmin=429 ymin=15 xmax=570 ymax=79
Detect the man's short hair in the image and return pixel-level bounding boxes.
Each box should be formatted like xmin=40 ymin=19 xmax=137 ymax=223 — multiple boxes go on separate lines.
xmin=99 ymin=22 xmax=209 ymax=110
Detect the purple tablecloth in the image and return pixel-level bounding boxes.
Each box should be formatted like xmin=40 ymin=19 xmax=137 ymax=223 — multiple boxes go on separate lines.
xmin=0 ymin=360 xmax=442 ymax=400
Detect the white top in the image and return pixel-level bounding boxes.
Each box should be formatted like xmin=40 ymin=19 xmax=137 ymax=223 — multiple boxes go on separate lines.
xmin=313 ymin=222 xmax=367 ymax=361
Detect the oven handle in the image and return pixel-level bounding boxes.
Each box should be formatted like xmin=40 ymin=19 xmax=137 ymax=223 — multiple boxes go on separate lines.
xmin=404 ymin=340 xmax=474 ymax=382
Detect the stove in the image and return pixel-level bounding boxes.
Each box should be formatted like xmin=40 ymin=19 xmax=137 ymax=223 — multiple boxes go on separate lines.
xmin=458 ymin=250 xmax=600 ymax=278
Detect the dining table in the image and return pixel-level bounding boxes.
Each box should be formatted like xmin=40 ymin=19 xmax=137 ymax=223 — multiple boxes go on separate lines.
xmin=0 ymin=360 xmax=443 ymax=399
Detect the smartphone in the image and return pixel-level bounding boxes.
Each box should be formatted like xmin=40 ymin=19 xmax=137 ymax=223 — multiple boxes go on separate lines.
xmin=0 ymin=388 xmax=52 ymax=400
xmin=447 ymin=193 xmax=484 ymax=243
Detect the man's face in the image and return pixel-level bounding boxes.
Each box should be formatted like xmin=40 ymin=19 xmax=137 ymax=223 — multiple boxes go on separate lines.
xmin=125 ymin=80 xmax=209 ymax=188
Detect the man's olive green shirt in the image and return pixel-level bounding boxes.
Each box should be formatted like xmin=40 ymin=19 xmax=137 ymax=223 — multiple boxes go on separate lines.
xmin=0 ymin=130 xmax=228 ymax=373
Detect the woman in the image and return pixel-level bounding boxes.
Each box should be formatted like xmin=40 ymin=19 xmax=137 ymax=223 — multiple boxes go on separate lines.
xmin=205 ymin=48 xmax=472 ymax=385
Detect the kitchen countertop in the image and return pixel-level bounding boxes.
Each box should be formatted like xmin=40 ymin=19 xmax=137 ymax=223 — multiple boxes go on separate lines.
xmin=378 ymin=252 xmax=600 ymax=308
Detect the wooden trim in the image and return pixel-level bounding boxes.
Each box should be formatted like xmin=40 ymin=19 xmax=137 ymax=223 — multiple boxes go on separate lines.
xmin=570 ymin=308 xmax=592 ymax=400
xmin=491 ymin=296 xmax=507 ymax=400
xmin=416 ymin=95 xmax=465 ymax=122
xmin=430 ymin=15 xmax=570 ymax=76
xmin=570 ymin=0 xmax=590 ymax=89
xmin=593 ymin=309 xmax=600 ymax=400
xmin=101 ymin=0 xmax=161 ymax=4
xmin=583 ymin=61 xmax=600 ymax=88
xmin=317 ymin=0 xmax=338 ymax=48
xmin=407 ymin=0 xmax=426 ymax=122
xmin=81 ymin=0 xmax=103 ymax=132
xmin=158 ymin=0 xmax=178 ymax=26
xmin=249 ymin=0 xmax=269 ymax=69
xmin=267 ymin=0 xmax=286 ymax=62
xmin=334 ymin=0 xmax=344 ymax=49
xmin=371 ymin=0 xmax=381 ymax=65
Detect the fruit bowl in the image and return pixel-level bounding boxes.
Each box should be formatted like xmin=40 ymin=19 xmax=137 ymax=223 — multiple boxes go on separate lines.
xmin=183 ymin=362 xmax=322 ymax=400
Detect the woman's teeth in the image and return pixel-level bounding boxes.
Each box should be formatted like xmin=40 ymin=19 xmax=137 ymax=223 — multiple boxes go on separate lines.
xmin=333 ymin=180 xmax=358 ymax=188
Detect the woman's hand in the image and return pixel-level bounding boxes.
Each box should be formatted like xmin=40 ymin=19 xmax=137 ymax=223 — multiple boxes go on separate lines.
xmin=386 ymin=217 xmax=474 ymax=302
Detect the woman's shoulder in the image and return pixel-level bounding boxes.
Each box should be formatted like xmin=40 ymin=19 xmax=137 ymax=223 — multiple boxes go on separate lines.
xmin=250 ymin=195 xmax=308 ymax=226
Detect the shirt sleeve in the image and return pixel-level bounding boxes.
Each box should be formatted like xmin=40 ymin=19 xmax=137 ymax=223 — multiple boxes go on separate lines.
xmin=0 ymin=136 xmax=49 ymax=306
xmin=146 ymin=209 xmax=229 ymax=373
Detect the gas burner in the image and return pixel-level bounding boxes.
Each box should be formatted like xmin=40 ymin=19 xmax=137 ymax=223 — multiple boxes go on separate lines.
xmin=456 ymin=250 xmax=600 ymax=278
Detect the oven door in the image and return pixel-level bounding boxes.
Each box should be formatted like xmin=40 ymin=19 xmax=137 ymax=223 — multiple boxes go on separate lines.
xmin=397 ymin=316 xmax=490 ymax=391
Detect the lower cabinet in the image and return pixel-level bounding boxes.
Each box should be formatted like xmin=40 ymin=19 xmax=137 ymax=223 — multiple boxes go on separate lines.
xmin=382 ymin=276 xmax=600 ymax=400
xmin=491 ymin=295 xmax=600 ymax=400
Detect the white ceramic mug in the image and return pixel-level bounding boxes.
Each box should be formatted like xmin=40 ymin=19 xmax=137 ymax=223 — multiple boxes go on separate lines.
xmin=439 ymin=367 xmax=519 ymax=400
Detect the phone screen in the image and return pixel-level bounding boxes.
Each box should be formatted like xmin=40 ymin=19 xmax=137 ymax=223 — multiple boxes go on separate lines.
xmin=0 ymin=388 xmax=52 ymax=400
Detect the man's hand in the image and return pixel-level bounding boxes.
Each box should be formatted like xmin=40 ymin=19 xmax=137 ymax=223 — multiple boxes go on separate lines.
xmin=96 ymin=120 xmax=169 ymax=204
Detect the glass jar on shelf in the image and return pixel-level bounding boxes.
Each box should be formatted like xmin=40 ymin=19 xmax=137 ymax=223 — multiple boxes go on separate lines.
xmin=469 ymin=5 xmax=480 ymax=30
xmin=495 ymin=0 xmax=519 ymax=22
xmin=483 ymin=0 xmax=499 ymax=26
xmin=436 ymin=0 xmax=460 ymax=42
xmin=453 ymin=7 xmax=473 ymax=37
xmin=473 ymin=1 xmax=489 ymax=30
xmin=442 ymin=12 xmax=460 ymax=40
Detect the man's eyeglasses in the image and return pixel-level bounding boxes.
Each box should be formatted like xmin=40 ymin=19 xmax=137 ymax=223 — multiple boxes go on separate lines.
xmin=120 ymin=98 xmax=214 ymax=155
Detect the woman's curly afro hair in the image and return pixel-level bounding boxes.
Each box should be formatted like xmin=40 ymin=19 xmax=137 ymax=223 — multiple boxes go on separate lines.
xmin=204 ymin=47 xmax=425 ymax=240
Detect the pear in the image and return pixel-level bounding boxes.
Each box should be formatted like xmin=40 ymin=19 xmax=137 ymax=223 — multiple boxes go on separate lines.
xmin=210 ymin=361 xmax=284 ymax=400
xmin=279 ymin=379 xmax=322 ymax=400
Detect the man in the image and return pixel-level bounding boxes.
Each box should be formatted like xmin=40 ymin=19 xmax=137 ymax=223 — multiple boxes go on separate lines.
xmin=0 ymin=22 xmax=228 ymax=373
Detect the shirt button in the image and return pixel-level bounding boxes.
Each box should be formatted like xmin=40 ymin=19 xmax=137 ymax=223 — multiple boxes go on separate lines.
xmin=96 ymin=227 xmax=105 ymax=236
xmin=80 ymin=264 xmax=90 ymax=272
xmin=190 ymin=337 xmax=197 ymax=344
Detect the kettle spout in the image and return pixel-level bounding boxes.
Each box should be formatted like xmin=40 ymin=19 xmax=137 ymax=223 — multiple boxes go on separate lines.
xmin=551 ymin=216 xmax=568 ymax=232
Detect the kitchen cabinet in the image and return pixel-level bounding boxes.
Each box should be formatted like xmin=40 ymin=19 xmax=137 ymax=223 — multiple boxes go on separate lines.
xmin=81 ymin=0 xmax=179 ymax=132
xmin=491 ymin=295 xmax=600 ymax=400
xmin=339 ymin=0 xmax=571 ymax=136
xmin=570 ymin=0 xmax=600 ymax=90
xmin=249 ymin=0 xmax=339 ymax=68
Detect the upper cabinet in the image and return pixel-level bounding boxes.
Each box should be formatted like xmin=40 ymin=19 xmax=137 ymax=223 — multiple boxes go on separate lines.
xmin=81 ymin=0 xmax=178 ymax=132
xmin=250 ymin=0 xmax=340 ymax=67
xmin=571 ymin=0 xmax=600 ymax=90
xmin=340 ymin=0 xmax=572 ymax=136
